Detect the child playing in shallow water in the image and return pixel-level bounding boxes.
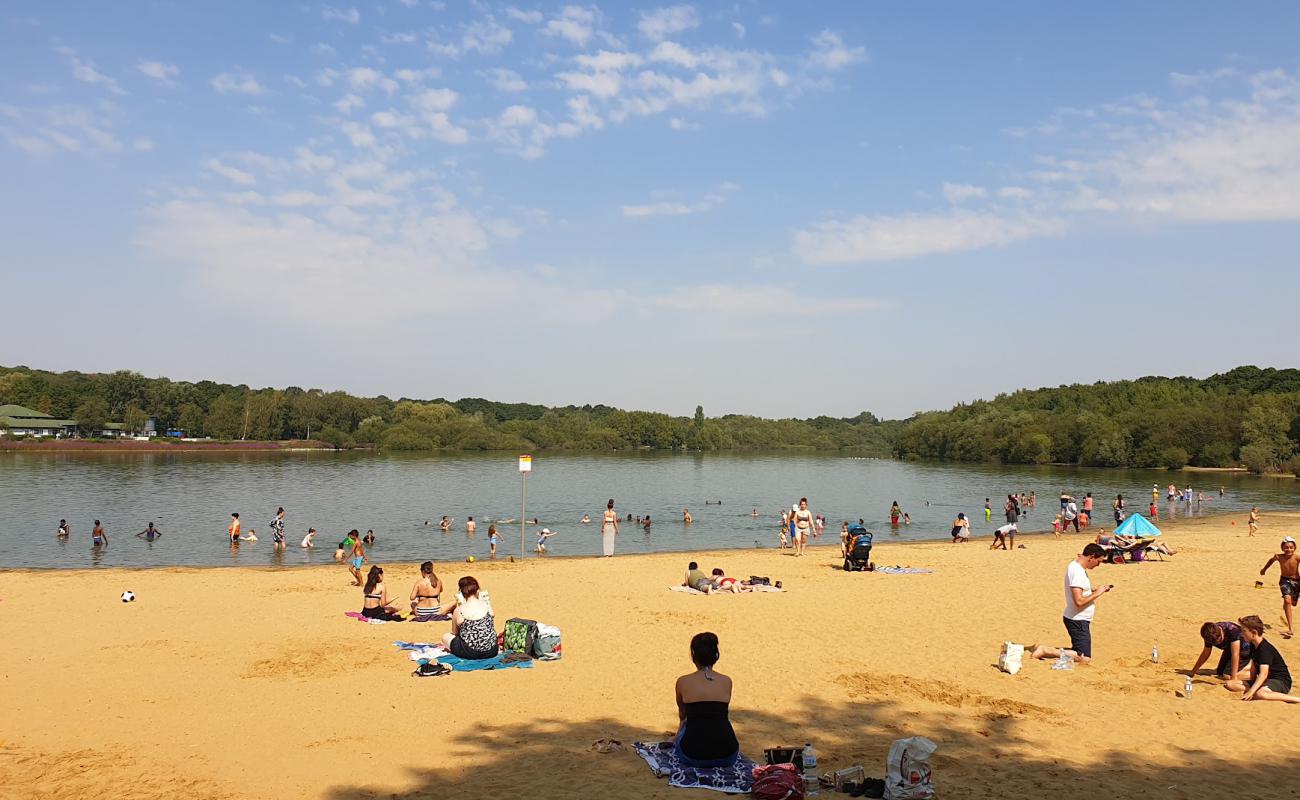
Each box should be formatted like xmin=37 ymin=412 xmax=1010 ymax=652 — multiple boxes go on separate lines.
xmin=1052 ymin=513 xmax=1062 ymax=537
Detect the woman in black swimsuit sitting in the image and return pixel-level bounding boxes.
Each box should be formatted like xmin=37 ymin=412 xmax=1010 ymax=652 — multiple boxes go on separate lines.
xmin=674 ymin=632 xmax=739 ymax=767
xmin=361 ymin=566 xmax=405 ymax=621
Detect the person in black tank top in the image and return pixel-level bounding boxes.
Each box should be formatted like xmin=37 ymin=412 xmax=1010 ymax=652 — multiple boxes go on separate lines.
xmin=674 ymin=632 xmax=740 ymax=767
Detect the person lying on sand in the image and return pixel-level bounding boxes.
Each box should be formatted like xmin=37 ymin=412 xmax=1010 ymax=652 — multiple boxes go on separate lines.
xmin=709 ymin=569 xmax=752 ymax=593
xmin=683 ymin=562 xmax=712 ymax=594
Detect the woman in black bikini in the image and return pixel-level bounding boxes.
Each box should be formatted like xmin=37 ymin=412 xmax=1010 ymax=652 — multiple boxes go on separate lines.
xmin=361 ymin=566 xmax=405 ymax=621
xmin=674 ymin=632 xmax=740 ymax=767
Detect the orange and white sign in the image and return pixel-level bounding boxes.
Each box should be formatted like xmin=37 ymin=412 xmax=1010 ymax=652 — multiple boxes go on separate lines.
xmin=518 ymin=454 xmax=533 ymax=473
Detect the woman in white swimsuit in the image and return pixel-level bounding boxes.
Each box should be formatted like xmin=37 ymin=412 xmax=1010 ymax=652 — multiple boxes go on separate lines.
xmin=794 ymin=498 xmax=813 ymax=557
xmin=601 ymin=498 xmax=619 ymax=557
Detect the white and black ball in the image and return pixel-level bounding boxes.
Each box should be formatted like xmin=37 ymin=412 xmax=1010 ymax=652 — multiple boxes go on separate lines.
xmin=120 ymin=590 xmax=136 ymax=603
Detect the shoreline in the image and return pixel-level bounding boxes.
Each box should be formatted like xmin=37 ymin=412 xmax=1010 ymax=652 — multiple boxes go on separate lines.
xmin=0 ymin=438 xmax=333 ymax=452
xmin=0 ymin=510 xmax=1251 ymax=575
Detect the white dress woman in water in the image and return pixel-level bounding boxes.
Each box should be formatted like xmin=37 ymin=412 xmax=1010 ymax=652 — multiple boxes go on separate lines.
xmin=601 ymin=498 xmax=619 ymax=557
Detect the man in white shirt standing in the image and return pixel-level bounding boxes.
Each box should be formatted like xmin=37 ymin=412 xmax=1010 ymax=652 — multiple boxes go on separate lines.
xmin=1032 ymin=544 xmax=1111 ymax=664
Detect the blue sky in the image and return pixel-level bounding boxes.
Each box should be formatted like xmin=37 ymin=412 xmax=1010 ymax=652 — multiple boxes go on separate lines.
xmin=3 ymin=2 xmax=1299 ymax=419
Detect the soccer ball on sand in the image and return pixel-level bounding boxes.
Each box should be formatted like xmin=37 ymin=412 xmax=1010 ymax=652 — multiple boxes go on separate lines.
xmin=121 ymin=591 xmax=136 ymax=602
xmin=466 ymin=555 xmax=476 ymax=563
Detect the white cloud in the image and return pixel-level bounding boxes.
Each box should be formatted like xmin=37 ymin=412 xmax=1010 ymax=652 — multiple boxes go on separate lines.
xmin=284 ymin=74 xmax=307 ymax=89
xmin=622 ymin=183 xmax=736 ymax=217
xmin=322 ymin=6 xmax=361 ymax=24
xmin=413 ymin=88 xmax=458 ymax=111
xmin=506 ymin=7 xmax=543 ymax=24
xmin=574 ymin=50 xmax=642 ymax=72
xmin=425 ymin=112 xmax=469 ymax=144
xmin=668 ymin=117 xmax=700 ymax=131
xmin=133 ymin=137 xmax=154 ymax=151
xmin=942 ymin=182 xmax=987 ymax=203
xmin=211 ymin=70 xmax=267 ymax=95
xmin=639 ymin=6 xmax=700 ymax=40
xmin=651 ymin=284 xmax=886 ymax=314
xmin=394 ymin=67 xmax=441 ymax=83
xmin=334 ymin=93 xmax=365 ymax=113
xmin=498 ymin=104 xmax=538 ymax=127
xmin=484 ymin=68 xmax=528 ymax=92
xmin=543 ymin=6 xmax=596 ymax=46
xmin=648 ymin=41 xmax=697 ymax=69
xmin=431 ymin=16 xmax=514 ymax=58
xmin=793 ymin=210 xmax=1066 ymax=264
xmin=137 ymin=61 xmax=179 ymax=86
xmin=0 ymin=103 xmax=125 ymax=155
xmin=204 ymin=158 xmax=257 ymax=186
xmin=556 ymin=70 xmax=623 ymax=99
xmin=348 ymin=67 xmax=398 ymax=93
xmin=807 ymin=30 xmax=866 ymax=72
xmin=997 ymin=186 xmax=1034 ymax=199
xmin=71 ymin=59 xmax=126 ymax=95
xmin=732 ymin=22 xmax=746 ymax=39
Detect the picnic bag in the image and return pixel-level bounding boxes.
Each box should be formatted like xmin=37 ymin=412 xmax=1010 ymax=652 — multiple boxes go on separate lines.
xmin=752 ymin=763 xmax=803 ymax=800
xmin=503 ymin=617 xmax=538 ymax=654
xmin=884 ymin=736 xmax=936 ymax=800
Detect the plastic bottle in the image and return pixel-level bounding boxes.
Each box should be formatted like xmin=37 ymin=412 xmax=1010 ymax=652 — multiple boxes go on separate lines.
xmin=1051 ymin=651 xmax=1073 ymax=670
xmin=1151 ymin=645 xmax=1159 ymax=664
xmin=1184 ymin=676 xmax=1193 ymax=699
xmin=802 ymin=743 xmax=819 ymax=796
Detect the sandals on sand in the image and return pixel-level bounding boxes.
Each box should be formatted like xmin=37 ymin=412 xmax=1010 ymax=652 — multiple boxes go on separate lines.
xmin=589 ymin=738 xmax=624 ymax=754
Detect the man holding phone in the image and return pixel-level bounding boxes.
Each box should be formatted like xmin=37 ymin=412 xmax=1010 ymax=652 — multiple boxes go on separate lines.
xmin=1033 ymin=543 xmax=1112 ymax=664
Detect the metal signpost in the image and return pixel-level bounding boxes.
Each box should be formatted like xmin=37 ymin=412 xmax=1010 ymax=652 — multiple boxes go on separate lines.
xmin=518 ymin=454 xmax=532 ymax=558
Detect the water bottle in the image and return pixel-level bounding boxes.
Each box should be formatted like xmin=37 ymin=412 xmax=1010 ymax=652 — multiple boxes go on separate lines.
xmin=802 ymin=743 xmax=819 ymax=796
xmin=1151 ymin=645 xmax=1159 ymax=664
xmin=1184 ymin=676 xmax=1193 ymax=699
xmin=1051 ymin=651 xmax=1073 ymax=670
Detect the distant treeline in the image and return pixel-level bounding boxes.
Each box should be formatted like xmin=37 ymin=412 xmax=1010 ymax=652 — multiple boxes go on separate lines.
xmin=893 ymin=366 xmax=1300 ymax=474
xmin=0 ymin=365 xmax=897 ymax=454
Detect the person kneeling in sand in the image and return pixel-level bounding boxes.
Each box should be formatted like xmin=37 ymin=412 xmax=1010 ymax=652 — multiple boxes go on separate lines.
xmin=1030 ymin=544 xmax=1111 ymax=665
xmin=1225 ymin=615 xmax=1299 ymax=703
xmin=1188 ymin=620 xmax=1254 ymax=681
xmin=991 ymin=523 xmax=1016 ymax=550
xmin=674 ymin=633 xmax=740 ymax=768
xmin=683 ymin=562 xmax=712 ymax=594
xmin=441 ymin=576 xmax=498 ymax=660
xmin=951 ymin=513 xmax=971 ymax=543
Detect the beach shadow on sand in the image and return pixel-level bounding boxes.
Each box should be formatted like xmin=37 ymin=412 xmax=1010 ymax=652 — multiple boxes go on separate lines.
xmin=321 ymin=692 xmax=1288 ymax=800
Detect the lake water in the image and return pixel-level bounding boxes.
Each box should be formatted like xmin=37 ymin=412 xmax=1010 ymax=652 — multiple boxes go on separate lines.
xmin=2 ymin=451 xmax=1296 ymax=569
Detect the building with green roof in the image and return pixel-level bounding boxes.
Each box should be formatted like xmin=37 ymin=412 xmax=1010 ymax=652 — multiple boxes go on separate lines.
xmin=0 ymin=404 xmax=127 ymax=437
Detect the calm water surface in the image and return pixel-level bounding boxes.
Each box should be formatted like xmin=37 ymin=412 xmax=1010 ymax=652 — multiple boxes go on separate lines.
xmin=2 ymin=451 xmax=1297 ymax=569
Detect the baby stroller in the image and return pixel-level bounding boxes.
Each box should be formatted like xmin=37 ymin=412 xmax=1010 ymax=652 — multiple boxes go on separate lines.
xmin=843 ymin=525 xmax=874 ymax=571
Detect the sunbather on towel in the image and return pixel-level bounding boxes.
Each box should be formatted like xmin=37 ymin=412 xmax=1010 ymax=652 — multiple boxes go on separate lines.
xmin=674 ymin=632 xmax=740 ymax=768
xmin=361 ymin=566 xmax=405 ymax=621
xmin=441 ymin=576 xmax=498 ymax=660
xmin=709 ymin=569 xmax=752 ymax=593
xmin=409 ymin=561 xmax=443 ymax=620
xmin=683 ymin=562 xmax=712 ymax=594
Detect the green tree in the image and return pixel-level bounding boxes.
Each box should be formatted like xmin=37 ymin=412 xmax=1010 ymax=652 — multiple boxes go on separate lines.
xmin=74 ymin=397 xmax=111 ymax=436
xmin=123 ymin=404 xmax=149 ymax=435
xmin=1240 ymin=404 xmax=1294 ymax=471
xmin=176 ymin=403 xmax=205 ymax=437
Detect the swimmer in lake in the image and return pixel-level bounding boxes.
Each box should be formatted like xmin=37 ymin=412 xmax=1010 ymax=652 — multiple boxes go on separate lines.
xmin=136 ymin=522 xmax=162 ymax=541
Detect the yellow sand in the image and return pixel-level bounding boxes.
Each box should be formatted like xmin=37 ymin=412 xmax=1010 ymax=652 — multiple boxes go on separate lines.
xmin=2 ymin=511 xmax=1299 ymax=800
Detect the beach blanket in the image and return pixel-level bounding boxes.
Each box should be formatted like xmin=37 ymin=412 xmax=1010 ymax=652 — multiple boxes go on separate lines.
xmin=392 ymin=640 xmax=434 ymax=650
xmin=875 ymin=566 xmax=933 ymax=575
xmin=632 ymin=741 xmax=755 ymax=794
xmin=436 ymin=653 xmax=534 ymax=671
xmin=669 ymin=585 xmax=785 ymax=595
xmin=344 ymin=611 xmax=395 ymax=624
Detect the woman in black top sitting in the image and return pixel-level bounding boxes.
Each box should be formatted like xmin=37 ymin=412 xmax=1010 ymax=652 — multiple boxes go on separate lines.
xmin=674 ymin=632 xmax=740 ymax=767
xmin=360 ymin=566 xmax=405 ymax=621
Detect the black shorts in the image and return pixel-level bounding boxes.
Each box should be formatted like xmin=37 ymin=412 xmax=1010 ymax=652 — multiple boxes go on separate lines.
xmin=1063 ymin=617 xmax=1092 ymax=658
xmin=449 ymin=636 xmax=498 ymax=660
xmin=1264 ymin=677 xmax=1292 ymax=694
xmin=1281 ymin=578 xmax=1300 ymax=603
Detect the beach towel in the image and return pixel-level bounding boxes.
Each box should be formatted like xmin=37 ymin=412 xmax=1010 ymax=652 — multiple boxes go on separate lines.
xmin=875 ymin=566 xmax=933 ymax=575
xmin=436 ymin=653 xmax=534 ymax=671
xmin=671 ymin=585 xmax=709 ymax=595
xmin=632 ymin=741 xmax=756 ymax=794
xmin=392 ymin=640 xmax=435 ymax=650
xmin=669 ymin=585 xmax=786 ymax=595
xmin=344 ymin=611 xmax=391 ymax=624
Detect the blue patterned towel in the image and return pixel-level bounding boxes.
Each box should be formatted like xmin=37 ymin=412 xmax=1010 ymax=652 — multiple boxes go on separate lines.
xmin=632 ymin=741 xmax=755 ymax=794
xmin=436 ymin=653 xmax=534 ymax=671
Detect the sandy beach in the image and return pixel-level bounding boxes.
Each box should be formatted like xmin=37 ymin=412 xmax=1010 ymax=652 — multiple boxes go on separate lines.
xmin=3 ymin=510 xmax=1299 ymax=800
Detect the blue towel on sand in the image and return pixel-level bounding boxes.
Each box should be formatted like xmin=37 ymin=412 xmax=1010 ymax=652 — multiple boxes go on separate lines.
xmin=392 ymin=640 xmax=434 ymax=650
xmin=876 ymin=566 xmax=933 ymax=574
xmin=436 ymin=653 xmax=534 ymax=671
xmin=632 ymin=741 xmax=755 ymax=794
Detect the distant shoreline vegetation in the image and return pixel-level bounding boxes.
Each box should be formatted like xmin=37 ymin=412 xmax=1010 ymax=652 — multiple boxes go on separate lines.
xmin=0 ymin=365 xmax=896 ymax=455
xmin=2 ymin=365 xmax=1298 ymax=474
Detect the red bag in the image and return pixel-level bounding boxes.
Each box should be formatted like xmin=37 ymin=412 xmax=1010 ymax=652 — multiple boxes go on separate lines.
xmin=752 ymin=763 xmax=804 ymax=800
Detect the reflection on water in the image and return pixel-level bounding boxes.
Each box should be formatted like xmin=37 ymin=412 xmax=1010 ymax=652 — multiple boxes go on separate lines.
xmin=1 ymin=450 xmax=1295 ymax=569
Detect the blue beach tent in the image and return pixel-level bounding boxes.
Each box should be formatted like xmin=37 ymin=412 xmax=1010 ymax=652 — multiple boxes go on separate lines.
xmin=1114 ymin=514 xmax=1162 ymax=539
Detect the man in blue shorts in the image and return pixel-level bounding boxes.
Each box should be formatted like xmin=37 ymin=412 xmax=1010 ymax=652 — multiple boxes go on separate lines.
xmin=1032 ymin=543 xmax=1111 ymax=664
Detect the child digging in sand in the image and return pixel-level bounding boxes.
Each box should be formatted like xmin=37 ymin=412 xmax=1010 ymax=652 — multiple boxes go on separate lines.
xmin=1260 ymin=536 xmax=1300 ymax=639
xmin=1225 ymin=615 xmax=1299 ymax=703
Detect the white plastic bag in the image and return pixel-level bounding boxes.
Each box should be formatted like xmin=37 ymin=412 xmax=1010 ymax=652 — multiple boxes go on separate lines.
xmin=998 ymin=641 xmax=1024 ymax=675
xmin=884 ymin=736 xmax=936 ymax=800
